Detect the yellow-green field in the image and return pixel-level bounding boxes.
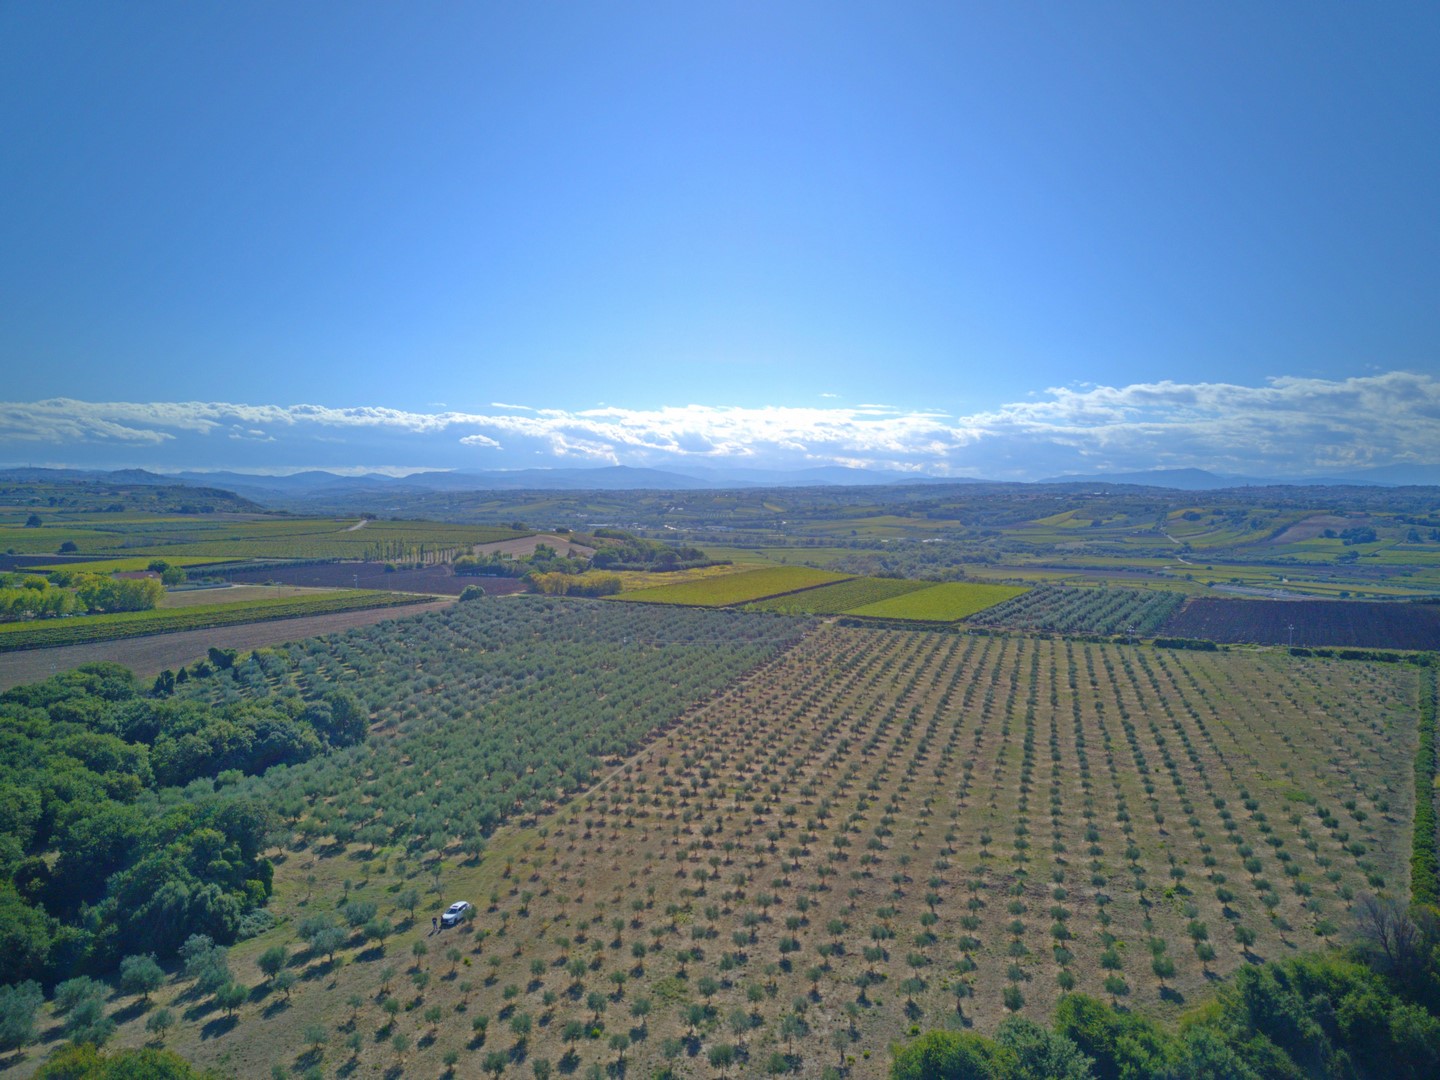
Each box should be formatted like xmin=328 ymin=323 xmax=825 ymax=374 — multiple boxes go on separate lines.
xmin=746 ymin=575 xmax=929 ymax=614
xmin=845 ymin=581 xmax=1028 ymax=621
xmin=0 ymin=517 xmax=527 ymax=560
xmin=27 ymin=556 xmax=233 ymax=573
xmin=614 ymin=565 xmax=851 ymax=606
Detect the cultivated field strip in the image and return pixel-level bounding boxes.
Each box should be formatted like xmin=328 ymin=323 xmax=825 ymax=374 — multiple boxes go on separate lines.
xmin=485 ymin=629 xmax=1417 ymax=1073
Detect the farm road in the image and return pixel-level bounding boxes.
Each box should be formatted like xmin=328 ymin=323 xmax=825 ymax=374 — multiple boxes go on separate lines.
xmin=0 ymin=598 xmax=453 ymax=691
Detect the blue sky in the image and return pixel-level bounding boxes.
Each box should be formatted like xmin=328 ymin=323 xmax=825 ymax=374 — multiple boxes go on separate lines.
xmin=1 ymin=2 xmax=1437 ymax=479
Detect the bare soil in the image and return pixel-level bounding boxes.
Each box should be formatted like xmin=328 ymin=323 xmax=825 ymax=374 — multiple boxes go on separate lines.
xmin=218 ymin=561 xmax=528 ymax=596
xmin=0 ymin=599 xmax=453 ymax=690
xmin=1163 ymin=597 xmax=1440 ymax=649
xmin=472 ymin=532 xmax=596 ymax=559
xmin=1266 ymin=514 xmax=1370 ymax=545
xmin=158 ymin=584 xmax=331 ymax=607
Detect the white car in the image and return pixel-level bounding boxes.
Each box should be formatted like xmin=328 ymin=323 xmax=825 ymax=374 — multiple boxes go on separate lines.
xmin=440 ymin=901 xmax=472 ymax=928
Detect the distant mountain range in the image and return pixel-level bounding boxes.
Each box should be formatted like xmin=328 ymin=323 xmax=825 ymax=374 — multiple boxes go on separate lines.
xmin=1 ymin=464 xmax=962 ymax=499
xmin=1036 ymin=465 xmax=1440 ymax=490
xmin=1 ymin=462 xmax=1437 ymax=505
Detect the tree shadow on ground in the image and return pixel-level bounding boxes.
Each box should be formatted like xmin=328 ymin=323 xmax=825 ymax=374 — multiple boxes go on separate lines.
xmin=294 ymin=1047 xmax=324 ymax=1071
xmin=199 ymin=1015 xmax=237 ymax=1040
xmin=111 ymin=999 xmax=148 ymax=1025
xmin=182 ymin=999 xmax=219 ymax=1024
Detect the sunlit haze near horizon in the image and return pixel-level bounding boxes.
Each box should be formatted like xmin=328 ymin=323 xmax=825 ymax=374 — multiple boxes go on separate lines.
xmin=2 ymin=2 xmax=1437 ymax=481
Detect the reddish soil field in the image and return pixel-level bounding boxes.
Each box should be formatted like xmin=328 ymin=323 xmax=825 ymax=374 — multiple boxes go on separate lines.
xmin=1162 ymin=597 xmax=1440 ymax=649
xmin=0 ymin=598 xmax=453 ymax=690
xmin=217 ymin=560 xmax=529 ymax=596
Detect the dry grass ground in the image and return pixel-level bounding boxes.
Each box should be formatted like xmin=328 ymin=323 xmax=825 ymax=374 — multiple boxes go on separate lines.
xmin=472 ymin=534 xmax=595 ymax=559
xmin=8 ymin=630 xmax=1418 ymax=1079
xmin=159 ymin=585 xmax=338 ymax=608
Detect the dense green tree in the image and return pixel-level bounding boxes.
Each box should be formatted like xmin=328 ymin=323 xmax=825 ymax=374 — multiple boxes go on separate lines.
xmin=342 ymin=899 xmax=377 ymax=929
xmin=213 ymin=980 xmax=247 ymax=1018
xmin=0 ymin=887 xmax=55 ymax=985
xmin=36 ymin=1043 xmax=212 ymax=1079
xmin=62 ymin=992 xmax=114 ymax=1046
xmin=256 ymin=945 xmax=287 ymax=982
xmin=891 ymin=1029 xmax=1015 ymax=1080
xmin=48 ymin=803 xmax=149 ymax=910
xmin=1052 ymin=994 xmax=1177 ymax=1080
xmin=0 ymin=979 xmax=43 ymax=1052
xmin=180 ymin=935 xmax=230 ymax=994
xmin=118 ymin=953 xmax=165 ymax=1002
xmin=993 ymin=1016 xmax=1094 ymax=1079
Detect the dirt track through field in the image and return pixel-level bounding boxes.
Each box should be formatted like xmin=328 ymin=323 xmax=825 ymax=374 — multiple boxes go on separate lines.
xmin=0 ymin=598 xmax=453 ymax=689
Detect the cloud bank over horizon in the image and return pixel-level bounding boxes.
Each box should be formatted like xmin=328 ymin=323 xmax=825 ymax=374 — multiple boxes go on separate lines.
xmin=2 ymin=370 xmax=1437 ymax=482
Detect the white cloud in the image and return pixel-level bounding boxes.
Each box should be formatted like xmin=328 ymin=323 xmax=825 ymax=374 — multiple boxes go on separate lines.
xmin=1 ymin=371 xmax=1437 ymax=478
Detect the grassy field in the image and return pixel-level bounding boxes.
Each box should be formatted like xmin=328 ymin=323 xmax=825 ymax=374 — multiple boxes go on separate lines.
xmin=25 ymin=556 xmax=235 ymax=573
xmin=698 ymin=545 xmax=862 ymax=568
xmin=0 ymin=516 xmax=528 ymax=560
xmin=15 ymin=621 xmax=1417 ymax=1079
xmin=157 ymin=584 xmax=337 ymax=607
xmin=746 ymin=576 xmax=930 ymax=614
xmin=846 ymin=581 xmax=1027 ymax=622
xmin=615 ymin=565 xmax=852 ymax=606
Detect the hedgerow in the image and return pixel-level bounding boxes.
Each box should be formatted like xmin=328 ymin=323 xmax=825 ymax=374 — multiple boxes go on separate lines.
xmin=1413 ymin=667 xmax=1438 ymax=905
